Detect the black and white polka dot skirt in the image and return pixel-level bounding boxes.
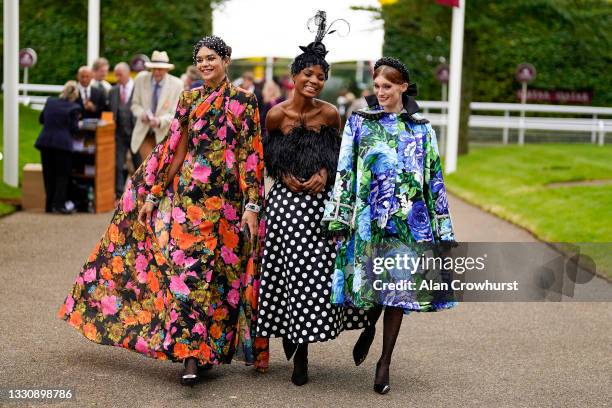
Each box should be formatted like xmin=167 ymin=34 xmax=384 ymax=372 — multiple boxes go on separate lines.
xmin=256 ymin=182 xmax=368 ymax=344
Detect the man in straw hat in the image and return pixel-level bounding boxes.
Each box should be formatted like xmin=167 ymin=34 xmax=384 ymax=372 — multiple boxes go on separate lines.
xmin=130 ymin=50 xmax=183 ymax=164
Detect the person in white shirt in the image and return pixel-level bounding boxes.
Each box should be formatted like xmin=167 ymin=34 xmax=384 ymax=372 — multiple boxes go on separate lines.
xmin=91 ymin=57 xmax=112 ymax=96
xmin=76 ymin=66 xmax=106 ymax=119
xmin=109 ymin=62 xmax=137 ymax=198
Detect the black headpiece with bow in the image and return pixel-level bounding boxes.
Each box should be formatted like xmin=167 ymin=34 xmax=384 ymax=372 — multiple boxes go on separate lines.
xmin=291 ymin=10 xmax=350 ymax=80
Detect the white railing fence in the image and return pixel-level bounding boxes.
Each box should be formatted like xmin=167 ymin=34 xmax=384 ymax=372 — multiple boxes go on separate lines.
xmin=420 ymin=101 xmax=612 ymax=147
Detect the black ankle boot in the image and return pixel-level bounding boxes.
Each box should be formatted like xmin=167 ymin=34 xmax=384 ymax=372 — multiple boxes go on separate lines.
xmin=291 ymin=344 xmax=309 ymax=386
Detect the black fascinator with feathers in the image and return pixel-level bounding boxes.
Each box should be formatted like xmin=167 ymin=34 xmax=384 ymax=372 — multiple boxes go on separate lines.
xmin=291 ymin=10 xmax=350 ymax=80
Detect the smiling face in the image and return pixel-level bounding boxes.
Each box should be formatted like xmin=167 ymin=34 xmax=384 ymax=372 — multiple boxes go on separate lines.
xmin=151 ymin=68 xmax=168 ymax=83
xmin=292 ymin=65 xmax=325 ymax=99
xmin=373 ymin=66 xmax=408 ymax=112
xmin=77 ymin=67 xmax=92 ymax=87
xmin=195 ymin=46 xmax=228 ymax=85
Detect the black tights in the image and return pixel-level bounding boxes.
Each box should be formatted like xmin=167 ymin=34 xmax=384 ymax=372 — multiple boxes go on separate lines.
xmin=366 ymin=305 xmax=404 ymax=382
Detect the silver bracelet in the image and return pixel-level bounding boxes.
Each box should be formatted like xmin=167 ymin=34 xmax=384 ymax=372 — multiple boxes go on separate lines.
xmin=245 ymin=202 xmax=260 ymax=213
xmin=145 ymin=193 xmax=160 ymax=206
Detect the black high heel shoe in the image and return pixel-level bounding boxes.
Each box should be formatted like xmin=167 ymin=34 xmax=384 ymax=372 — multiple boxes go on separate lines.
xmin=291 ymin=344 xmax=308 ymax=386
xmin=181 ymin=358 xmax=199 ymax=387
xmin=373 ymin=361 xmax=390 ymax=395
xmin=353 ymin=325 xmax=376 ymax=366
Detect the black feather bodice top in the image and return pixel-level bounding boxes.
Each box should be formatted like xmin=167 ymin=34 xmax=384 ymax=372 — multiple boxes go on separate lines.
xmin=263 ymin=124 xmax=340 ymax=186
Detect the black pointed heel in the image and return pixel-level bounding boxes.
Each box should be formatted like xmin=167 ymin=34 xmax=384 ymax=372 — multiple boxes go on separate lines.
xmin=353 ymin=325 xmax=376 ymax=366
xmin=373 ymin=361 xmax=390 ymax=395
xmin=373 ymin=383 xmax=391 ymax=395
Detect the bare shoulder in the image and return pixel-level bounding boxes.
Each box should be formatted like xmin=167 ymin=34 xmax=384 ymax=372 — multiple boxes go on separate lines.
xmin=316 ymin=99 xmax=341 ymax=129
xmin=265 ymin=102 xmax=288 ymax=130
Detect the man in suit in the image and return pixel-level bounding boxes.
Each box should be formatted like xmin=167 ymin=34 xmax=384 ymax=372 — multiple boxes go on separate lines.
xmin=91 ymin=57 xmax=112 ymax=107
xmin=109 ymin=62 xmax=136 ymax=198
xmin=130 ymin=50 xmax=183 ymax=162
xmin=91 ymin=57 xmax=112 ymax=94
xmin=76 ymin=66 xmax=107 ymax=119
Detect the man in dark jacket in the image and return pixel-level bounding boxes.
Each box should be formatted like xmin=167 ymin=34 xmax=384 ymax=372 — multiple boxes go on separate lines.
xmin=75 ymin=66 xmax=106 ymax=119
xmin=35 ymin=80 xmax=82 ymax=214
xmin=109 ymin=62 xmax=137 ymax=198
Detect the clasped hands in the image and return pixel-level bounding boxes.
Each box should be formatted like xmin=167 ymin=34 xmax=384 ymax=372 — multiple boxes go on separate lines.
xmin=141 ymin=112 xmax=161 ymax=128
xmin=84 ymin=100 xmax=96 ymax=112
xmin=282 ymin=168 xmax=328 ymax=195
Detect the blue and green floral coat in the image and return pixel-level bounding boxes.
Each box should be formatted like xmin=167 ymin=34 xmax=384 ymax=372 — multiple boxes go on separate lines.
xmin=323 ymin=100 xmax=457 ymax=312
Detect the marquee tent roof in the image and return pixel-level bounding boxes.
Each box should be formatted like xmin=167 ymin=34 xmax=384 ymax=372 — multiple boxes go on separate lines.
xmin=213 ymin=0 xmax=383 ymax=63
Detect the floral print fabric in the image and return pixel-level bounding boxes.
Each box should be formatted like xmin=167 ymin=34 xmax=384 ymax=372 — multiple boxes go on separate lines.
xmin=58 ymin=81 xmax=269 ymax=371
xmin=323 ymin=109 xmax=457 ymax=312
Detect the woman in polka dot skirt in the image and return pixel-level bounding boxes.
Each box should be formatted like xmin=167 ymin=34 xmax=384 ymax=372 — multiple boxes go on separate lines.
xmin=257 ymin=12 xmax=368 ymax=386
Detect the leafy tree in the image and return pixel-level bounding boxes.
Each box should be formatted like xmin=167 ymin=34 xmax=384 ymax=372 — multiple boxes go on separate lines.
xmin=0 ymin=0 xmax=217 ymax=85
xmin=375 ymin=0 xmax=612 ymax=154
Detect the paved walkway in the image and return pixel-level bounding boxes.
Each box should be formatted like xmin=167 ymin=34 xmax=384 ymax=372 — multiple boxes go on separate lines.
xmin=0 ymin=194 xmax=610 ymax=407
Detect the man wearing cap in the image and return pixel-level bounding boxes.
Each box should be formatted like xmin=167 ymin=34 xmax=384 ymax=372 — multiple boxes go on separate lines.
xmin=130 ymin=50 xmax=183 ymax=163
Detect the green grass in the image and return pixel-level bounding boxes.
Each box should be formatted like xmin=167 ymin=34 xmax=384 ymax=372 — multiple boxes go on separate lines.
xmin=0 ymin=96 xmax=43 ymax=215
xmin=445 ymin=144 xmax=612 ymax=279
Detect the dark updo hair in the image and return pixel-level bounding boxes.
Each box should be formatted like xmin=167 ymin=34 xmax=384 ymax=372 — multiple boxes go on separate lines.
xmin=290 ymin=42 xmax=330 ymax=79
xmin=290 ymin=11 xmax=349 ymax=80
xmin=193 ymin=35 xmax=232 ymax=64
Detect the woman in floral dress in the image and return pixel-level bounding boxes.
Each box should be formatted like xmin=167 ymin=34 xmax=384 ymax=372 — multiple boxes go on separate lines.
xmin=58 ymin=36 xmax=269 ymax=385
xmin=323 ymin=57 xmax=457 ymax=394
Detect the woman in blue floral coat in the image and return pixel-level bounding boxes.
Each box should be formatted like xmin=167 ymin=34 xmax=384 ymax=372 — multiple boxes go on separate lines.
xmin=322 ymin=57 xmax=457 ymax=394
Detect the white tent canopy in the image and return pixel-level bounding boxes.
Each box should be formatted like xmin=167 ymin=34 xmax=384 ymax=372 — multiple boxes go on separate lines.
xmin=212 ymin=0 xmax=383 ymax=63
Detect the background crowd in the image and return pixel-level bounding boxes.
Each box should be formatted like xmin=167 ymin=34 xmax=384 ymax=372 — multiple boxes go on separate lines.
xmin=35 ymin=50 xmax=350 ymax=215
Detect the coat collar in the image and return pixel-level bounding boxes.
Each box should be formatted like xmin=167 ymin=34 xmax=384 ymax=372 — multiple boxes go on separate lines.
xmin=356 ymin=94 xmax=429 ymax=124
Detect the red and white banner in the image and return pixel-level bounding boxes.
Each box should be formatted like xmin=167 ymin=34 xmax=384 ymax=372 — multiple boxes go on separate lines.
xmin=436 ymin=0 xmax=460 ymax=7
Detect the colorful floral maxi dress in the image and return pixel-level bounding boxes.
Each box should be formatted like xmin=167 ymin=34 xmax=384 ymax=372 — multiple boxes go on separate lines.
xmin=322 ymin=102 xmax=457 ymax=313
xmin=58 ymin=81 xmax=269 ymax=370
